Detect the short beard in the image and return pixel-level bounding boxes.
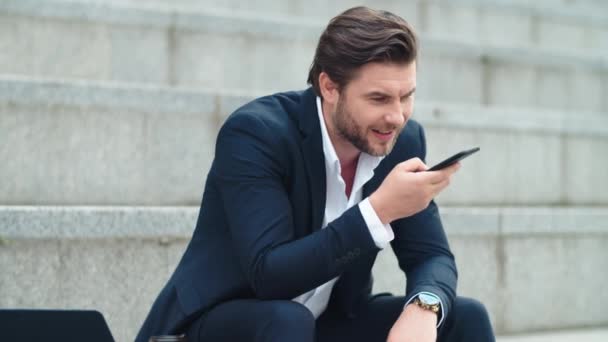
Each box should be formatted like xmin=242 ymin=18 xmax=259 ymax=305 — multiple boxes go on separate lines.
xmin=332 ymin=95 xmax=399 ymax=157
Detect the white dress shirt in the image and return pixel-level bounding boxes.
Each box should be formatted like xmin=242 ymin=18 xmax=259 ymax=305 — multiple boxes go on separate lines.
xmin=291 ymin=97 xmax=394 ymax=318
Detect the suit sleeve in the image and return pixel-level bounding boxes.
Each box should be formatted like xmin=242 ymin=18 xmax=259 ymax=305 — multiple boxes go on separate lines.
xmin=389 ymin=123 xmax=458 ymax=321
xmin=213 ymin=113 xmax=379 ymax=300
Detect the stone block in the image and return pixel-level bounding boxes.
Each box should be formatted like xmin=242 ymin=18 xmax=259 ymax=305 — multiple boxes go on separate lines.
xmin=0 ymin=79 xmax=218 ymax=205
xmin=0 ymin=106 xmax=148 ymax=205
xmin=449 ymin=235 xmax=501 ymax=332
xmin=478 ymin=7 xmax=532 ymax=47
xmin=424 ymin=127 xmax=562 ymax=206
xmin=536 ymin=18 xmax=587 ymax=52
xmin=440 ymin=207 xmax=501 ymax=236
xmin=416 ymin=53 xmax=483 ymax=104
xmin=502 ymin=235 xmax=608 ymax=332
xmin=564 ymin=136 xmax=608 ymax=205
xmin=425 ymin=2 xmax=479 ymax=42
xmin=0 ymin=14 xmax=168 ymax=83
xmin=486 ymin=62 xmax=537 ymax=108
xmin=55 ymin=239 xmax=169 ymax=342
xmin=569 ymin=69 xmax=604 ymax=113
xmin=496 ymin=132 xmax=562 ymax=204
xmin=0 ymin=237 xmax=172 ymax=342
xmin=536 ymin=67 xmax=569 ymax=111
xmin=501 ymin=207 xmax=608 ymax=235
xmin=173 ymin=30 xmax=316 ymax=92
xmin=141 ymin=111 xmax=217 ymax=204
xmin=585 ymin=26 xmax=608 ymax=51
xmin=605 ymin=72 xmax=608 ymax=113
xmin=0 ymin=15 xmax=111 ymax=81
xmin=107 ymin=24 xmax=170 ymax=84
xmin=0 ymin=239 xmax=63 ymax=308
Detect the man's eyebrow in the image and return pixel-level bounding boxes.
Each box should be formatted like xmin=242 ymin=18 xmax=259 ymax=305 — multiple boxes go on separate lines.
xmin=403 ymin=87 xmax=416 ymax=98
xmin=364 ymin=87 xmax=416 ymax=98
xmin=365 ymin=91 xmax=391 ymax=98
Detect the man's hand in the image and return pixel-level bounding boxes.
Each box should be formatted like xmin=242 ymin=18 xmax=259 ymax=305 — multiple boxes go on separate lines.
xmin=387 ymin=303 xmax=438 ymax=342
xmin=369 ymin=157 xmax=460 ymax=224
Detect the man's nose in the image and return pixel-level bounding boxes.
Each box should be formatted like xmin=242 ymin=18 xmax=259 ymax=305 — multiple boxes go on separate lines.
xmin=384 ymin=103 xmax=406 ymax=127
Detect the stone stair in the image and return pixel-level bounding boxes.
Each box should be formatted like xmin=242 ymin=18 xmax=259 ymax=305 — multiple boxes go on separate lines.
xmin=1 ymin=76 xmax=607 ymax=206
xmin=1 ymin=0 xmax=607 ymax=341
xmin=1 ymin=0 xmax=607 ymax=111
xmin=28 ymin=0 xmax=608 ymax=52
xmin=2 ymin=206 xmax=607 ymax=340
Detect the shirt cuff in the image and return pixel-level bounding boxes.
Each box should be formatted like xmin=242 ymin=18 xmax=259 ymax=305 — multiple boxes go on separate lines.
xmin=404 ymin=292 xmax=446 ymax=328
xmin=358 ymin=198 xmax=394 ymax=249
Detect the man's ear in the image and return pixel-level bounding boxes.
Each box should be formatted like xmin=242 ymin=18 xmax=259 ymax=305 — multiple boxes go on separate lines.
xmin=318 ymin=72 xmax=340 ymax=105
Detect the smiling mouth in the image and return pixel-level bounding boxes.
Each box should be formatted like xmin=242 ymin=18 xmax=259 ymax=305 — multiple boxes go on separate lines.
xmin=372 ymin=129 xmax=393 ymax=135
xmin=371 ymin=129 xmax=395 ymax=143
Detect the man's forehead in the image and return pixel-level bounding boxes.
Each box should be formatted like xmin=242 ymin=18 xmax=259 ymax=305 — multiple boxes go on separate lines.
xmin=351 ymin=62 xmax=416 ymax=94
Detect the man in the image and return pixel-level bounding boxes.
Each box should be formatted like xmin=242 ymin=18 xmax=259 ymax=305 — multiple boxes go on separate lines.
xmin=136 ymin=6 xmax=495 ymax=342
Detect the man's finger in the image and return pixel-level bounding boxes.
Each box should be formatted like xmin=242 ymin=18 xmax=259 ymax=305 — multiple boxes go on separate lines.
xmin=430 ymin=177 xmax=451 ymax=196
xmin=419 ymin=170 xmax=448 ymax=184
xmin=400 ymin=157 xmax=428 ymax=172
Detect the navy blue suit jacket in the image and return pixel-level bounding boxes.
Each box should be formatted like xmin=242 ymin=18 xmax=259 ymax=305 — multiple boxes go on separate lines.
xmin=136 ymin=88 xmax=457 ymax=341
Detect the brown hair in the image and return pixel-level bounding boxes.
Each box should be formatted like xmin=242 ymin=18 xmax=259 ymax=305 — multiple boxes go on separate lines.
xmin=307 ymin=6 xmax=418 ymax=97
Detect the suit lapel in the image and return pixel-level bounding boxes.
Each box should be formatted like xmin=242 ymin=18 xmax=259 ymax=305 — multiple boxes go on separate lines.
xmin=298 ymin=88 xmax=326 ymax=232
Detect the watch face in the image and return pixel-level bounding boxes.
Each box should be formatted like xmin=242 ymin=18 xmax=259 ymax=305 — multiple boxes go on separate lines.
xmin=419 ymin=293 xmax=440 ymax=306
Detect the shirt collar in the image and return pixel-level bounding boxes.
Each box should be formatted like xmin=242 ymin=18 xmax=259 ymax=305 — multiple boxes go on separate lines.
xmin=315 ymin=96 xmax=384 ymax=177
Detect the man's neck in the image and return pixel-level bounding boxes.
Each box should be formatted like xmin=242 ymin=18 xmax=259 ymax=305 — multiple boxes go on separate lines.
xmin=321 ymin=100 xmax=361 ymax=168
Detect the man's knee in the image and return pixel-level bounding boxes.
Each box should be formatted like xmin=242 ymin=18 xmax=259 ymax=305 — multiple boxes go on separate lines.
xmin=455 ymin=297 xmax=490 ymax=323
xmin=261 ymin=301 xmax=315 ymax=340
xmin=452 ymin=297 xmax=494 ymax=338
xmin=267 ymin=301 xmax=315 ymax=326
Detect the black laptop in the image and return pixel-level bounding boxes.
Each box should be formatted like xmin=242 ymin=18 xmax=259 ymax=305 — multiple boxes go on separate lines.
xmin=0 ymin=309 xmax=115 ymax=342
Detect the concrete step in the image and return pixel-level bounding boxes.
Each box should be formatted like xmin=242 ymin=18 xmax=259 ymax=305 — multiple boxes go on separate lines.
xmin=2 ymin=76 xmax=608 ymax=206
xmin=35 ymin=0 xmax=608 ymax=54
xmin=492 ymin=0 xmax=608 ymax=13
xmin=1 ymin=0 xmax=607 ymax=112
xmin=498 ymin=328 xmax=608 ymax=342
xmin=1 ymin=205 xmax=607 ymax=341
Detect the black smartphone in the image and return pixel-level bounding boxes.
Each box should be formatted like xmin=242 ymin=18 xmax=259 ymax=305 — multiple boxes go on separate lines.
xmin=427 ymin=147 xmax=480 ymax=171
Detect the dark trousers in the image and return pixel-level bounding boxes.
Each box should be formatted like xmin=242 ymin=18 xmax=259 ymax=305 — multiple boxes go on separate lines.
xmin=184 ymin=294 xmax=495 ymax=342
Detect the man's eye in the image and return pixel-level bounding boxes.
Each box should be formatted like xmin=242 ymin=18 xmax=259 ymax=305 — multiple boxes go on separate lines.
xmin=372 ymin=97 xmax=387 ymax=103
